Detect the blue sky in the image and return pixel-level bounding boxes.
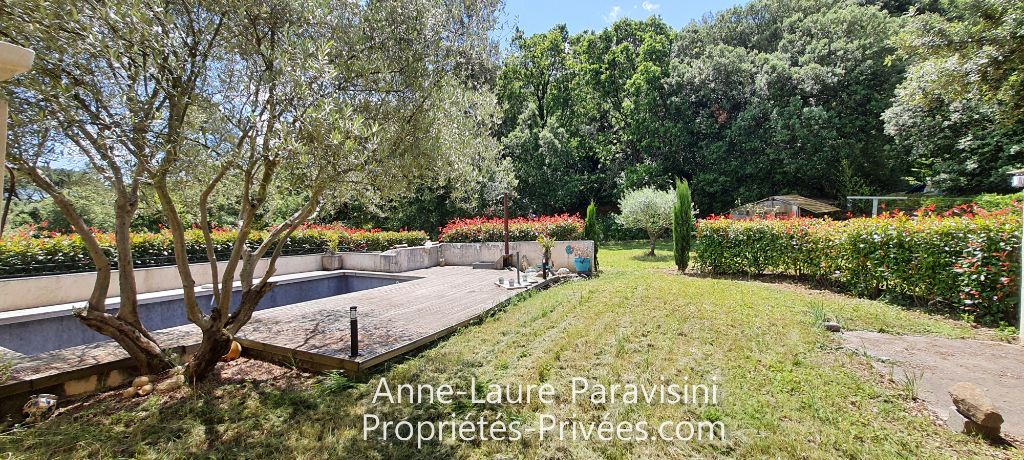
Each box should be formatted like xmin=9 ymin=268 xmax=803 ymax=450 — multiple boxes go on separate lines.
xmin=498 ymin=0 xmax=749 ymax=41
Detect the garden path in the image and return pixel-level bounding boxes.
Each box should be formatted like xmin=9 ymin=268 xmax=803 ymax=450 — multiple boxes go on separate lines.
xmin=843 ymin=331 xmax=1024 ymax=441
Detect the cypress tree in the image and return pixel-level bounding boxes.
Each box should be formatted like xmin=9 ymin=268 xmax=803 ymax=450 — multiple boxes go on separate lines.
xmin=584 ymin=200 xmax=600 ymax=271
xmin=673 ymin=178 xmax=693 ymax=271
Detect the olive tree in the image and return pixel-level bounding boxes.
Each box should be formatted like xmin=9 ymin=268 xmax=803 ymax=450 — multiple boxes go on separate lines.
xmin=616 ymin=186 xmax=674 ymax=257
xmin=1 ymin=0 xmax=501 ymax=379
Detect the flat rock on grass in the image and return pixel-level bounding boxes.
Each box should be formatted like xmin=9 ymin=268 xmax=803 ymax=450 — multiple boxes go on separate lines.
xmin=842 ymin=331 xmax=1024 ymax=441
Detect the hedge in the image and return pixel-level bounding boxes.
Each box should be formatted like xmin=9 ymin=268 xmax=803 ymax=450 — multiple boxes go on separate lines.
xmin=0 ymin=224 xmax=428 ymax=278
xmin=438 ymin=214 xmax=584 ymax=243
xmin=695 ymin=205 xmax=1020 ymax=324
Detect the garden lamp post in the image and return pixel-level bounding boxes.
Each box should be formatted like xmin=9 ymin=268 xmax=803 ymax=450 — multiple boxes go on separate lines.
xmin=0 ymin=41 xmax=35 ymax=215
xmin=1010 ymin=169 xmax=1024 ymax=344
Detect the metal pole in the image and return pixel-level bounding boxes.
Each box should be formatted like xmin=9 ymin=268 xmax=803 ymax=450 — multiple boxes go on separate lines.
xmin=0 ymin=98 xmax=7 ymax=210
xmin=349 ymin=306 xmax=359 ymax=357
xmin=503 ymin=192 xmax=510 ymax=259
xmin=1019 ymin=194 xmax=1023 ymax=344
xmin=515 ymin=252 xmax=520 ymax=286
xmin=871 ymin=198 xmax=878 ymax=217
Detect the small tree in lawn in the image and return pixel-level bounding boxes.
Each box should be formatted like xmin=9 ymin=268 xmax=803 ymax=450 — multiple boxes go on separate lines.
xmin=616 ymin=187 xmax=674 ymax=257
xmin=672 ymin=178 xmax=694 ymax=272
xmin=584 ymin=200 xmax=599 ymax=271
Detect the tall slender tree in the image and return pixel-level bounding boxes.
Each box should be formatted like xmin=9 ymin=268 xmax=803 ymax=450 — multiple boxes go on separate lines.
xmin=584 ymin=200 xmax=599 ymax=271
xmin=672 ymin=178 xmax=694 ymax=272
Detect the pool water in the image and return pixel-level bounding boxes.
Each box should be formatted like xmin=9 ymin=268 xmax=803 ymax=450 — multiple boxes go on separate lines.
xmin=0 ymin=273 xmax=404 ymax=356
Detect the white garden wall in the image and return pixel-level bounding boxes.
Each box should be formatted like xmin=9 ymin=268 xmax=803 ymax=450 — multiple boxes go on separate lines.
xmin=0 ymin=254 xmax=322 ymax=312
xmin=0 ymin=240 xmax=595 ymax=312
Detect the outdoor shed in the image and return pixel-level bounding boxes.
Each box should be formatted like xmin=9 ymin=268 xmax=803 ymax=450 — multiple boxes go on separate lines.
xmin=730 ymin=195 xmax=840 ymax=219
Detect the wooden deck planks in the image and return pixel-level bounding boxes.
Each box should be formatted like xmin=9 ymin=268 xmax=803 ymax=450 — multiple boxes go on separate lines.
xmin=4 ymin=266 xmax=524 ymax=391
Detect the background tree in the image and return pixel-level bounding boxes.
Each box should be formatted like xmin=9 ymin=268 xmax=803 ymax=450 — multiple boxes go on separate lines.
xmin=1 ymin=0 xmax=501 ymax=379
xmin=616 ymin=187 xmax=674 ymax=256
xmin=883 ymin=0 xmax=1024 ymax=193
xmin=672 ymin=178 xmax=693 ymax=272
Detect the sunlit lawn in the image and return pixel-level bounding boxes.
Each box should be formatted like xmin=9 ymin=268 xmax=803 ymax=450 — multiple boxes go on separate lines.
xmin=0 ymin=241 xmax=1005 ymax=458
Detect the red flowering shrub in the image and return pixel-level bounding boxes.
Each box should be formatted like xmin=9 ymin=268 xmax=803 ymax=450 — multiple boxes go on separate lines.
xmin=0 ymin=223 xmax=427 ymax=278
xmin=439 ymin=214 xmax=584 ymax=243
xmin=695 ymin=207 xmax=1020 ymax=324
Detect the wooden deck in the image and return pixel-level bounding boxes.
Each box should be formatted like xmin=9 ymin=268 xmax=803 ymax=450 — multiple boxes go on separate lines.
xmin=237 ymin=265 xmax=532 ymax=374
xmin=3 ymin=266 xmax=544 ymax=397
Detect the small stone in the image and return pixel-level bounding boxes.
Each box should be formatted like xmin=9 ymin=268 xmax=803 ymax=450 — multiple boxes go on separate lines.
xmin=137 ymin=383 xmax=154 ymax=396
xmin=156 ymin=375 xmax=186 ymax=393
xmin=121 ymin=387 xmax=138 ymax=398
xmin=949 ymin=382 xmax=1004 ymax=428
xmin=169 ymin=366 xmax=185 ymax=376
xmin=132 ymin=376 xmax=151 ymax=388
xmin=822 ymin=322 xmax=841 ymax=332
xmin=946 ymin=405 xmax=968 ymax=433
xmin=556 ymin=268 xmax=570 ymax=275
xmin=213 ymin=389 xmax=225 ymax=399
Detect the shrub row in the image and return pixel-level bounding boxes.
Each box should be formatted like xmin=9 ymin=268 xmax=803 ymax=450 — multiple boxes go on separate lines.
xmin=695 ymin=206 xmax=1020 ymax=324
xmin=0 ymin=224 xmax=428 ymax=278
xmin=438 ymin=214 xmax=584 ymax=243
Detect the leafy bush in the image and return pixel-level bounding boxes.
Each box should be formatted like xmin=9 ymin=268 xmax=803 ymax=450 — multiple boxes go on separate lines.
xmin=438 ymin=214 xmax=584 ymax=243
xmin=0 ymin=223 xmax=428 ymax=278
xmin=695 ymin=205 xmax=1020 ymax=324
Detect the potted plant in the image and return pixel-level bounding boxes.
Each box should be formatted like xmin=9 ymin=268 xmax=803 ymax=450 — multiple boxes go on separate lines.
xmin=569 ymin=243 xmax=592 ymax=273
xmin=321 ymin=236 xmax=344 ymax=271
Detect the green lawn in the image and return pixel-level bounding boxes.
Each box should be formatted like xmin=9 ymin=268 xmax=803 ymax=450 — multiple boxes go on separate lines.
xmin=0 ymin=242 xmax=1010 ymax=458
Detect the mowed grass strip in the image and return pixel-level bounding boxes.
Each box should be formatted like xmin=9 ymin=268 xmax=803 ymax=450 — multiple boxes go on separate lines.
xmin=0 ymin=244 xmax=1007 ymax=459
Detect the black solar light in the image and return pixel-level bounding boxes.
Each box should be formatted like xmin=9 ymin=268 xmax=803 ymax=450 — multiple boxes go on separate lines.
xmin=349 ymin=306 xmax=359 ymax=357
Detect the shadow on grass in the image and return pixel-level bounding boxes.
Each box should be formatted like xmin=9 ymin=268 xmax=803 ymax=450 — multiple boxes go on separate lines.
xmin=631 ymin=253 xmax=672 ymax=263
xmin=685 ymin=271 xmax=975 ymax=325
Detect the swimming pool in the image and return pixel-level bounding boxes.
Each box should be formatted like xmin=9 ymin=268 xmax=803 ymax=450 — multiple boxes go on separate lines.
xmin=0 ymin=272 xmax=407 ymax=356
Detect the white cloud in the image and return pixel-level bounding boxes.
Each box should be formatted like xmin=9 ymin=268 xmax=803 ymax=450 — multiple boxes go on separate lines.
xmin=641 ymin=1 xmax=660 ymax=11
xmin=603 ymin=5 xmax=621 ymax=23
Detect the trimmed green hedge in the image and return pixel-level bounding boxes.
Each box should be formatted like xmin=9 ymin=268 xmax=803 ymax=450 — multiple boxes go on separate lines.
xmin=695 ymin=207 xmax=1020 ymax=324
xmin=0 ymin=225 xmax=428 ymax=278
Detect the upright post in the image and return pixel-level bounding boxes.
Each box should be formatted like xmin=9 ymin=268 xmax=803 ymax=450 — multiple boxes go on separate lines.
xmin=0 ymin=98 xmax=7 ymax=215
xmin=515 ymin=252 xmax=521 ymax=286
xmin=1019 ymin=193 xmax=1023 ymax=344
xmin=503 ymin=192 xmax=510 ymax=262
xmin=349 ymin=306 xmax=359 ymax=357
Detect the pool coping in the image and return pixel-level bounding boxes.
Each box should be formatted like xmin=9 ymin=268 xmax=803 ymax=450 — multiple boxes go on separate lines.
xmin=0 ymin=270 xmax=421 ymax=327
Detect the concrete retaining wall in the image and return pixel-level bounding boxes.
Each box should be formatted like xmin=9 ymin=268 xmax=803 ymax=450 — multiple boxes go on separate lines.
xmin=339 ymin=245 xmax=440 ymax=273
xmin=0 ymin=240 xmax=595 ymax=311
xmin=440 ymin=240 xmax=593 ymax=271
xmin=0 ymin=254 xmax=322 ymax=312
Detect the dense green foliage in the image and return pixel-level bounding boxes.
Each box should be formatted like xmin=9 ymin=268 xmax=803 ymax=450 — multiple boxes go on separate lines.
xmin=885 ymin=0 xmax=1024 ymax=193
xmin=0 ymin=226 xmax=427 ymax=278
xmin=437 ymin=214 xmax=583 ymax=243
xmin=695 ymin=210 xmax=1020 ymax=324
xmin=494 ymin=0 xmax=1023 ymax=216
xmin=672 ymin=178 xmax=694 ymax=271
xmin=583 ymin=200 xmax=599 ymax=270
